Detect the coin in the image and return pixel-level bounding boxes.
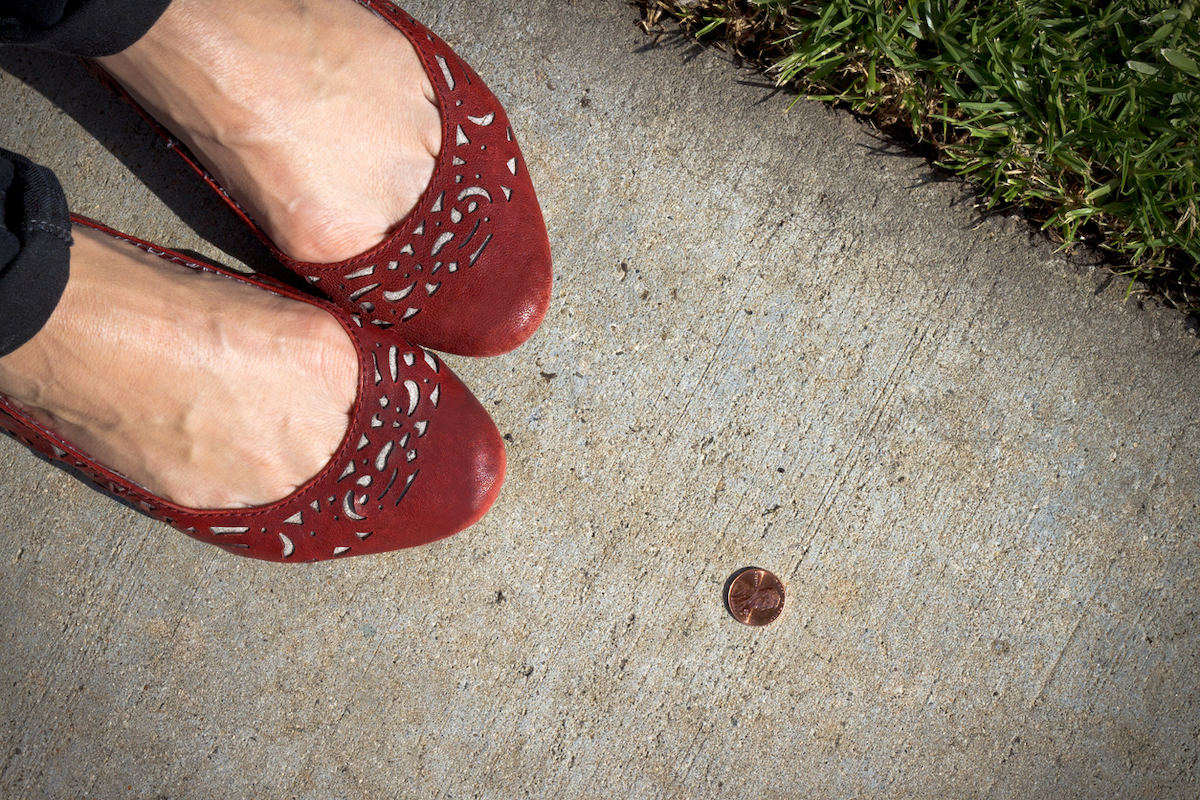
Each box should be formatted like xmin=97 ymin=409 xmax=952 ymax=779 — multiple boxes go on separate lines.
xmin=725 ymin=567 xmax=785 ymax=626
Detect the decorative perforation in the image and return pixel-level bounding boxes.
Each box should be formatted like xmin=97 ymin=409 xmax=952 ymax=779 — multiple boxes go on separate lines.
xmin=0 ymin=219 xmax=455 ymax=564
xmin=320 ymin=6 xmax=531 ymax=336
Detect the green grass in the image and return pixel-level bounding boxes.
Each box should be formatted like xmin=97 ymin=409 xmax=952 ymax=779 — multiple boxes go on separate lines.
xmin=636 ymin=0 xmax=1200 ymax=305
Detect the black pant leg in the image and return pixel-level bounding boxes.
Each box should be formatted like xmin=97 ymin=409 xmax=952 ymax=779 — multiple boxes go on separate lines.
xmin=0 ymin=0 xmax=172 ymax=57
xmin=0 ymin=0 xmax=173 ymax=354
xmin=0 ymin=149 xmax=73 ymax=357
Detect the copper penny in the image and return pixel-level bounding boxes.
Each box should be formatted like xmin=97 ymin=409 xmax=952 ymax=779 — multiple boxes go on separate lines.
xmin=725 ymin=567 xmax=785 ymax=626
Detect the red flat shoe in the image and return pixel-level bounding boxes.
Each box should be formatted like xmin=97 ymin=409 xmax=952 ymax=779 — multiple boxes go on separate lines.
xmin=86 ymin=0 xmax=552 ymax=358
xmin=0 ymin=216 xmax=506 ymax=563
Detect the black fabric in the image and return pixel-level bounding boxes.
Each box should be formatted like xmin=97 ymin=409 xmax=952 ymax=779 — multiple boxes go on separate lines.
xmin=0 ymin=0 xmax=175 ymax=353
xmin=4 ymin=1 xmax=73 ymax=29
xmin=0 ymin=160 xmax=19 ymax=270
xmin=0 ymin=149 xmax=72 ymax=357
xmin=0 ymin=0 xmax=171 ymax=57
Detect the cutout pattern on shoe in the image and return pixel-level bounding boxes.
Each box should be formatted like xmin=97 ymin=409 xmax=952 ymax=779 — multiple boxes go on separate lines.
xmin=84 ymin=0 xmax=553 ymax=357
xmin=0 ymin=216 xmax=506 ymax=563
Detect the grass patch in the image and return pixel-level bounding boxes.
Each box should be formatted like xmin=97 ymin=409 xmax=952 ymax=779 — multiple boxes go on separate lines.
xmin=635 ymin=0 xmax=1200 ymax=306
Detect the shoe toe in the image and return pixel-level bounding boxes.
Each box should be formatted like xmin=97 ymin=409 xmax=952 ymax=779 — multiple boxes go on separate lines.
xmin=431 ymin=223 xmax=552 ymax=358
xmin=298 ymin=338 xmax=505 ymax=560
xmin=343 ymin=4 xmax=554 ymax=357
xmin=367 ymin=361 xmax=506 ymax=551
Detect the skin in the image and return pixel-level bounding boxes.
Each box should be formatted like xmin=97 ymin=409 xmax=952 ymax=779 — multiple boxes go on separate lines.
xmin=97 ymin=0 xmax=441 ymax=263
xmin=0 ymin=0 xmax=442 ymax=508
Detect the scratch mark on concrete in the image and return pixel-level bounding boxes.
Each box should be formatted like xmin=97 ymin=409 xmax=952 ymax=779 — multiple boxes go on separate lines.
xmin=790 ymin=323 xmax=926 ymax=580
xmin=1027 ymin=554 xmax=1117 ymax=710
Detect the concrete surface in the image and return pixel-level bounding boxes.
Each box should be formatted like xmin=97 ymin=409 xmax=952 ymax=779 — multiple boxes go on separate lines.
xmin=1 ymin=2 xmax=1198 ymax=798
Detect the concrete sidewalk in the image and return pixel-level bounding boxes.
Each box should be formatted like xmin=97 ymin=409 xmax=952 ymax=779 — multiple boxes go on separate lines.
xmin=1 ymin=2 xmax=1197 ymax=798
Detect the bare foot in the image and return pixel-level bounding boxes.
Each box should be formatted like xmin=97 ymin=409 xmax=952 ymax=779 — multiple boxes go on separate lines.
xmin=96 ymin=0 xmax=441 ymax=264
xmin=0 ymin=225 xmax=359 ymax=509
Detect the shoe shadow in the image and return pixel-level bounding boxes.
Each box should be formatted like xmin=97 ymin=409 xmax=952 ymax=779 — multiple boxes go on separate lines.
xmin=0 ymin=46 xmax=308 ymax=291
